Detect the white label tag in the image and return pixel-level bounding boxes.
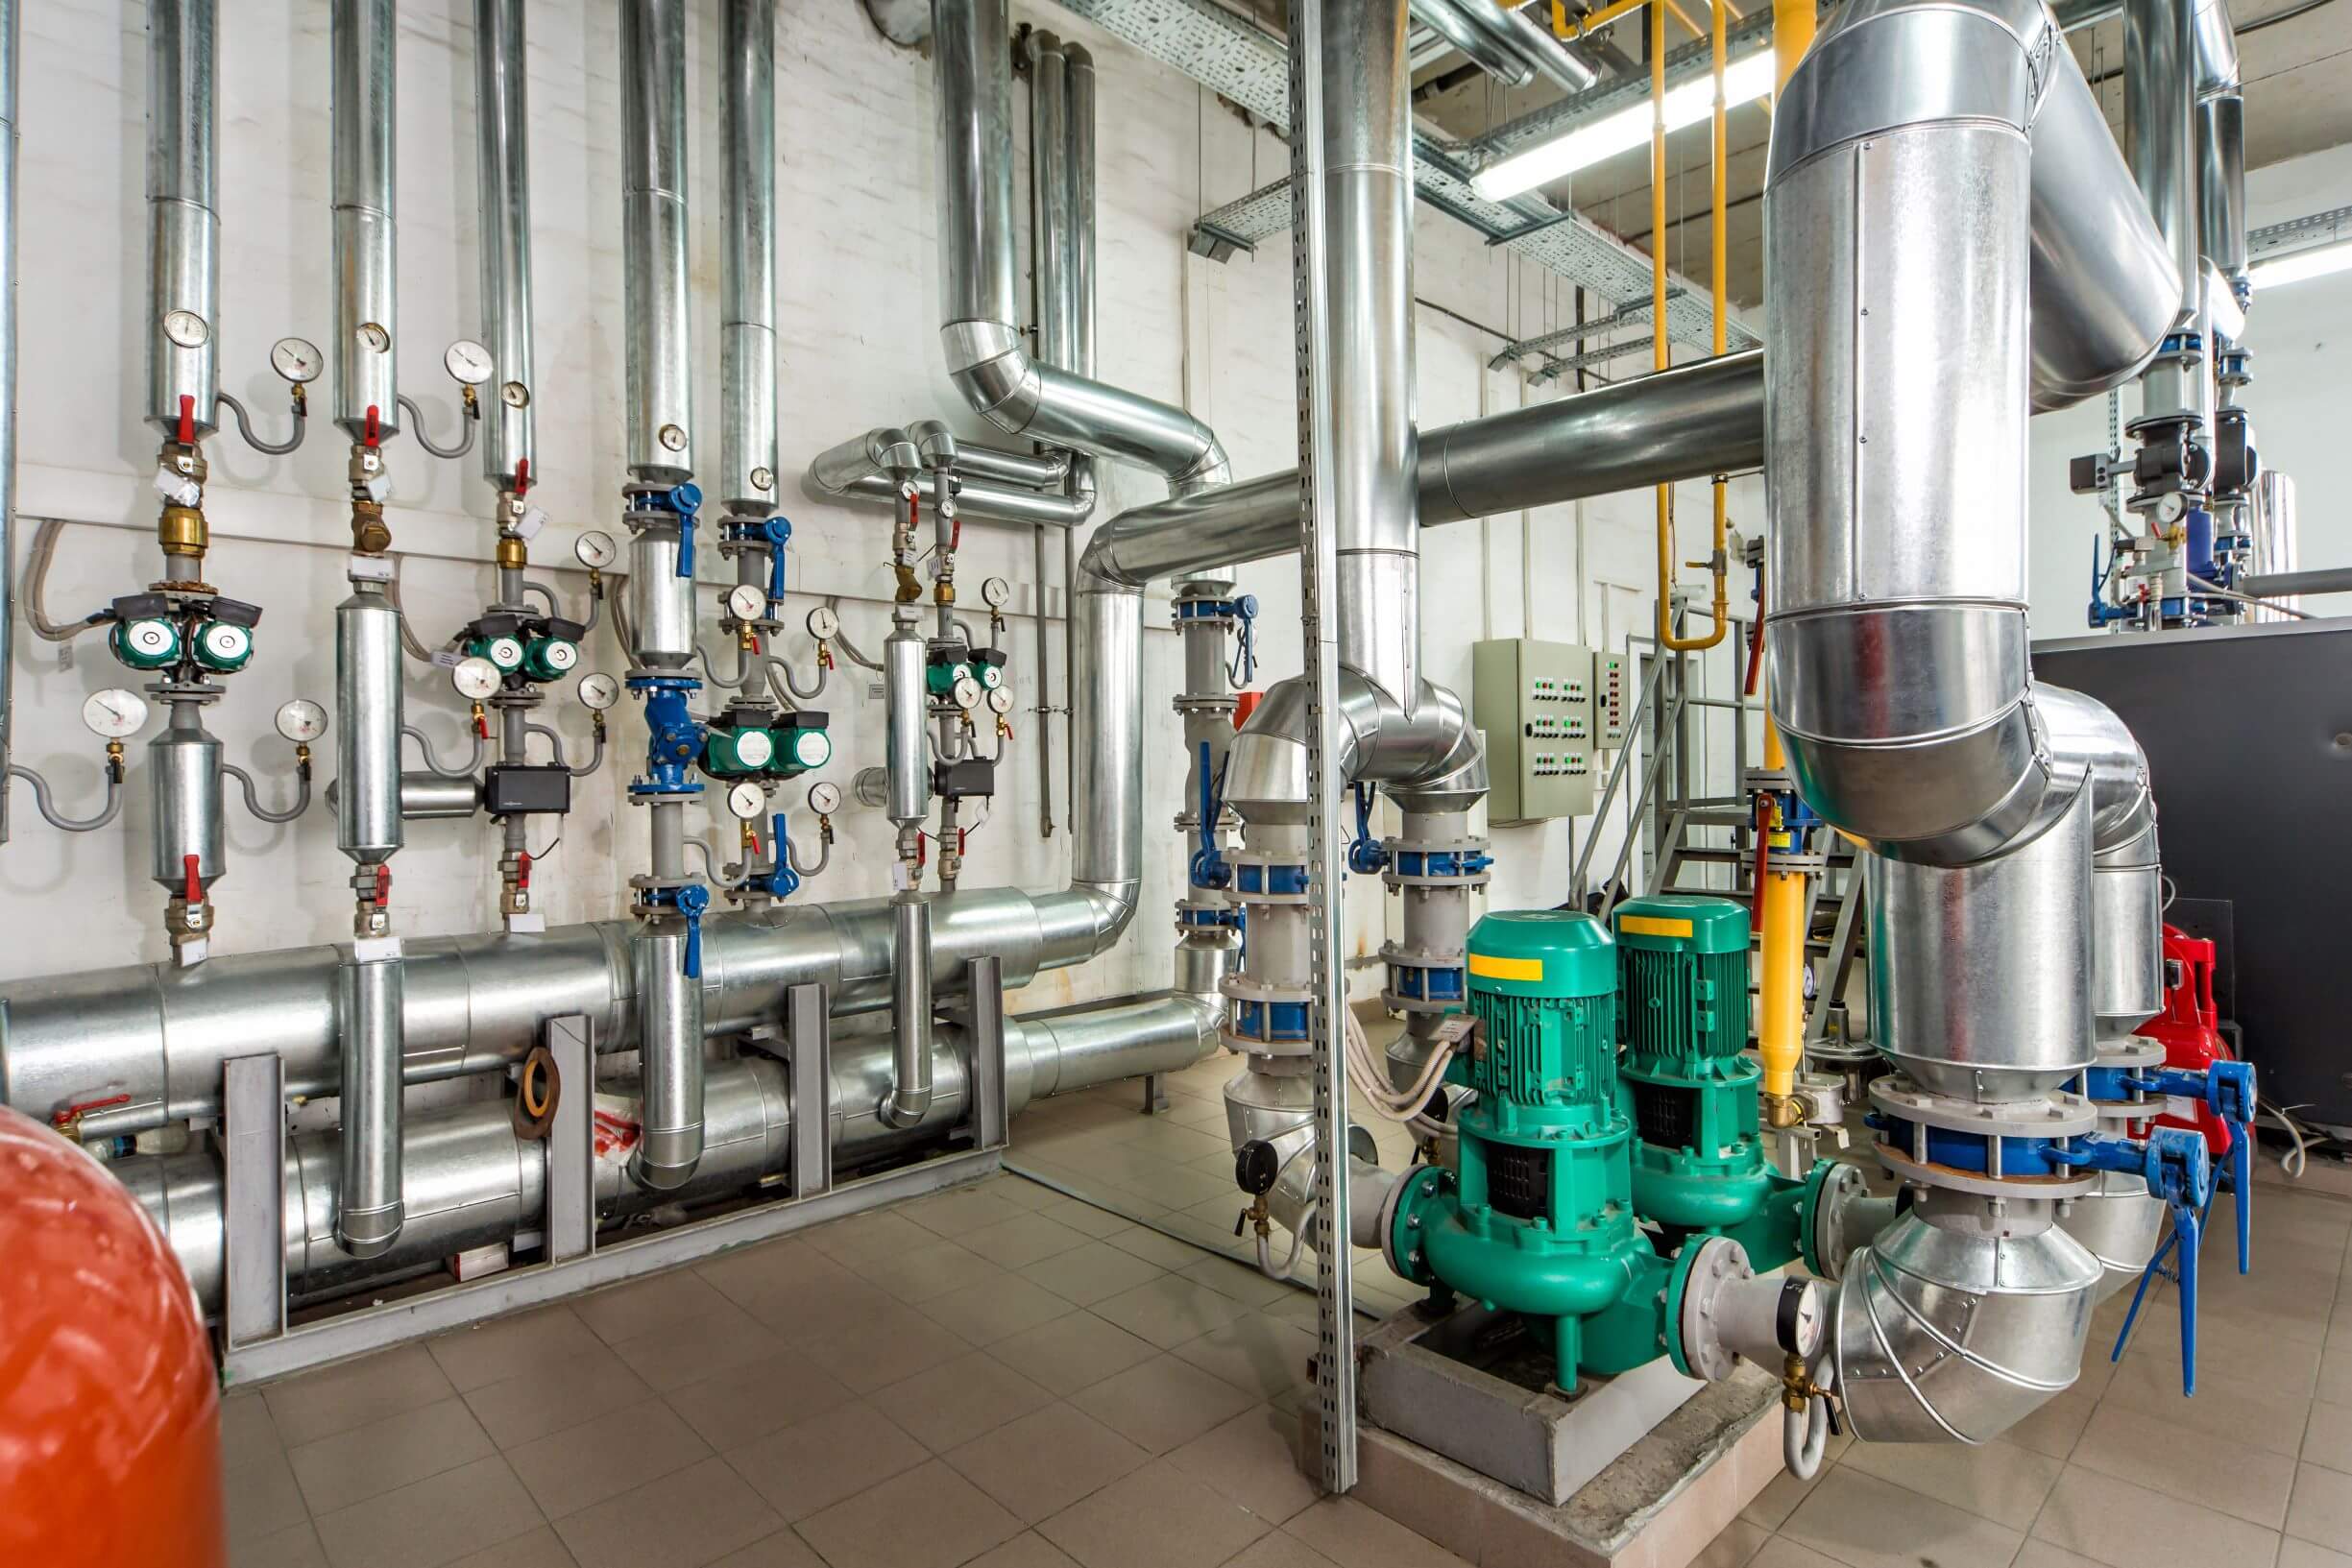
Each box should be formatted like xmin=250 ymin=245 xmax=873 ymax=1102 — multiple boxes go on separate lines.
xmin=2161 ymin=1095 xmax=2199 ymax=1124
xmin=352 ymin=935 xmax=404 ymax=962
xmin=514 ymin=504 xmax=548 ymax=540
xmin=154 ymin=468 xmax=202 ymax=507
xmin=347 ymin=553 xmax=397 ymax=582
xmin=430 ymin=649 xmax=461 ymax=668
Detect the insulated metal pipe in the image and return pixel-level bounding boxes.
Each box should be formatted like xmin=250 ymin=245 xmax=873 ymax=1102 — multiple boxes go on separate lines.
xmin=146 ymin=0 xmax=219 ymax=440
xmin=2125 ymin=0 xmax=2202 ymax=328
xmin=1068 ymin=580 xmax=1142 ymax=909
xmin=1029 ymin=32 xmax=1073 ymax=373
xmin=623 ymin=0 xmax=692 ymax=480
xmin=631 ymin=926 xmax=704 ymax=1188
xmin=880 ymin=895 xmax=934 ymax=1128
xmin=720 ymin=0 xmax=778 ymax=515
xmin=335 ymin=953 xmax=403 ymax=1256
xmin=1064 ymin=43 xmax=1096 ymax=380
xmin=1323 ymin=0 xmax=1420 ymax=712
xmin=335 ymin=593 xmax=405 ymax=867
xmin=1407 ymin=0 xmax=1535 ymax=89
xmin=473 ymin=0 xmax=534 ymax=490
xmin=884 ymin=620 xmax=929 ymax=830
xmin=334 ymin=587 xmax=405 ymax=1252
xmin=331 ymin=0 xmax=400 ymax=443
xmin=2198 ymin=90 xmax=2248 ymax=301
xmin=149 ymin=703 xmax=225 ymax=899
xmin=0 ymin=0 xmax=15 ymax=846
xmin=818 ymin=470 xmax=1096 ymax=528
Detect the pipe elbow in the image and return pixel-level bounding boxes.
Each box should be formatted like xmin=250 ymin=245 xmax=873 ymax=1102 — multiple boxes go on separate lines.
xmin=942 ymin=320 xmax=1044 ymax=436
xmin=878 ymin=1084 xmax=934 ymax=1130
xmin=1070 ymin=879 xmax=1139 ymax=954
xmin=806 ymin=426 xmax=919 ymax=497
xmin=629 ymin=1125 xmax=705 ymax=1192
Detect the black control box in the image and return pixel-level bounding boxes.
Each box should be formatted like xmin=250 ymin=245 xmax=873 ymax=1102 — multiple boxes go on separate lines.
xmin=483 ymin=763 xmax=571 ymax=817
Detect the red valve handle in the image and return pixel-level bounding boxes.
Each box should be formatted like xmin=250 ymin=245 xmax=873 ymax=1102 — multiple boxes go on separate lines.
xmin=182 ymin=853 xmax=203 ymax=906
xmin=516 ymin=852 xmax=532 ymax=891
xmin=374 ymin=865 xmax=391 ymax=908
xmin=363 ymin=404 xmax=381 ymax=448
xmin=177 ymin=394 xmax=196 ymax=446
xmin=513 ymin=457 xmax=530 ymax=497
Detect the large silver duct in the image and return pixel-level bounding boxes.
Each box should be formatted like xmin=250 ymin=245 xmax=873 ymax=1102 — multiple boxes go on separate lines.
xmin=932 ymin=0 xmax=1227 ymax=494
xmin=331 ymin=0 xmax=400 ymax=443
xmin=623 ymin=0 xmax=692 ymax=481
xmin=720 ymin=0 xmax=778 ymax=516
xmin=1029 ymin=32 xmax=1074 ymax=373
xmin=474 ymin=0 xmax=534 ymax=490
xmin=0 ymin=0 xmax=15 ymax=846
xmin=147 ymin=0 xmax=219 ymax=441
xmin=2125 ymin=0 xmax=2201 ymax=330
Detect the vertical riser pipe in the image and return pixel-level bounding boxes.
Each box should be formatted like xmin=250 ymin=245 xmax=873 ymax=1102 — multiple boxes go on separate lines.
xmin=719 ymin=0 xmax=777 ymax=515
xmin=627 ymin=531 xmax=696 ymax=668
xmin=1029 ymin=34 xmax=1071 ymax=373
xmin=474 ymin=0 xmax=534 ymax=490
xmin=881 ymin=896 xmax=934 ymax=1127
xmin=147 ymin=0 xmax=219 ymax=439
xmin=335 ymin=955 xmax=404 ymax=1257
xmin=332 ymin=0 xmax=400 ymax=441
xmin=623 ymin=0 xmax=692 ymax=480
xmin=885 ymin=625 xmax=929 ymax=830
xmin=631 ymin=928 xmax=705 ymax=1189
xmin=149 ymin=716 xmax=224 ymax=894
xmin=335 ymin=595 xmax=404 ymax=865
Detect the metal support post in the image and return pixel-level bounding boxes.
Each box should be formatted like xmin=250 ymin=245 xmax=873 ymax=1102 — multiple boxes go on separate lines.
xmin=788 ymin=981 xmax=833 ymax=1196
xmin=545 ymin=1014 xmax=594 ymax=1262
xmin=968 ymin=955 xmax=1007 ymax=1149
xmin=1140 ymin=1073 xmax=1170 ymax=1115
xmin=222 ymin=1052 xmax=287 ymax=1349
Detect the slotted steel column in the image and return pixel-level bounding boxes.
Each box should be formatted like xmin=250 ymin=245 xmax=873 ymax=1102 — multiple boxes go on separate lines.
xmin=1287 ymin=0 xmax=1355 ymax=1495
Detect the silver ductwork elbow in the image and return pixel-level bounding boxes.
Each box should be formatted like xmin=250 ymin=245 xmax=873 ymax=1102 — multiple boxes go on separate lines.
xmin=1224 ymin=671 xmax=1488 ymax=828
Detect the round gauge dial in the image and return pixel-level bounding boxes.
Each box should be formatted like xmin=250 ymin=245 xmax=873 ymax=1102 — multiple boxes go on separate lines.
xmin=482 ymin=636 xmax=524 ymax=671
xmin=732 ymin=729 xmax=776 ymax=769
xmin=807 ymin=781 xmax=843 ymax=815
xmin=275 ymin=698 xmax=329 ymax=743
xmin=500 ymin=380 xmax=530 ymax=409
xmin=445 ymin=339 xmax=495 ymax=385
xmin=750 ymin=466 xmax=775 ymax=494
xmin=981 ymin=576 xmax=1011 ymax=610
xmin=951 ymin=674 xmax=983 ymax=712
xmin=789 ymin=730 xmax=832 ymax=770
xmin=451 ymin=656 xmax=502 ymax=701
xmin=574 ymin=530 xmax=619 ymax=570
xmin=658 ymin=423 xmax=687 ymax=452
xmin=82 ymin=688 xmax=150 ymax=739
xmin=356 ymin=321 xmax=391 ymax=353
xmin=806 ymin=606 xmax=840 ymax=640
xmin=200 ymin=622 xmax=251 ymax=663
xmin=726 ymin=781 xmax=766 ymax=821
xmin=724 ymin=583 xmax=766 ymax=622
xmin=162 ymin=308 xmax=210 ymax=349
xmin=576 ymin=672 xmax=621 ymax=712
xmin=986 ymin=687 xmax=1014 ymax=717
xmin=270 ymin=336 xmax=324 ymax=383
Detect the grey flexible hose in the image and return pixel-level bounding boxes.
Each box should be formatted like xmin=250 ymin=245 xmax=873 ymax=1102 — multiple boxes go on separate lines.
xmin=522 ymin=722 xmax=571 ymax=768
xmin=216 ymin=390 xmax=306 ymax=455
xmin=24 ymin=519 xmax=108 ymax=642
xmin=787 ymin=827 xmax=831 ymax=879
xmin=608 ymin=575 xmax=637 ymax=663
xmin=695 ymin=641 xmax=756 ymax=689
xmin=397 ymin=393 xmax=478 ymax=461
xmin=223 ymin=761 xmax=311 ymax=824
xmin=520 ymin=580 xmax=561 ymax=614
xmin=556 ymin=724 xmax=607 ymax=779
xmin=7 ymin=764 xmax=124 ymax=832
xmin=402 ymin=723 xmax=486 ymax=780
xmin=824 ymin=598 xmax=884 ymax=671
xmin=1784 ymin=1391 xmax=1831 ymax=1479
xmin=776 ymin=656 xmax=827 ymax=702
xmin=682 ymin=836 xmax=721 ymax=885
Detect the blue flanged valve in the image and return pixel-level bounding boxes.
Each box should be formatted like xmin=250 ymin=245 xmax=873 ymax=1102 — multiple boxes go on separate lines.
xmin=2068 ymin=1126 xmax=2215 ymax=1395
xmin=757 ymin=517 xmax=791 ymax=611
xmin=2130 ymin=1059 xmax=2258 ymax=1274
xmin=672 ymin=882 xmax=711 ymax=977
xmin=1189 ymin=739 xmax=1232 ymax=892
xmin=1346 ymin=783 xmax=1388 ymax=875
xmin=655 ymin=482 xmax=702 ymax=579
xmin=753 ymin=813 xmax=801 ymax=901
xmin=630 ymin=676 xmax=707 ymax=798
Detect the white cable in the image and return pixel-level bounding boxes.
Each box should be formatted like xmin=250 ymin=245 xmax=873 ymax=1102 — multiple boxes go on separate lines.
xmin=1255 ymin=1203 xmax=1314 ymax=1281
xmin=2258 ymin=1106 xmax=2314 ymax=1179
xmin=1344 ymin=1006 xmax=1454 ymax=1122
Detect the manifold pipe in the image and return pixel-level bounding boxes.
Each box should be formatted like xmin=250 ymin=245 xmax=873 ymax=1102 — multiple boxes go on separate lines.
xmin=1763 ymin=0 xmax=2173 ymax=864
xmin=474 ymin=0 xmax=534 ymax=491
xmin=880 ymin=896 xmax=934 ymax=1127
xmin=720 ymin=0 xmax=778 ymax=515
xmin=331 ymin=0 xmax=400 ymax=443
xmin=623 ymin=0 xmax=692 ymax=480
xmin=1321 ymin=0 xmax=1420 ymax=714
xmin=932 ymin=0 xmax=1227 ymax=495
xmin=147 ymin=0 xmax=219 ymax=440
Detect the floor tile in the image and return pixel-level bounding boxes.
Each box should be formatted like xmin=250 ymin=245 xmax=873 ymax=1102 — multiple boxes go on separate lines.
xmin=1099 ymin=1225 xmax=1217 ymax=1271
xmin=739 ymin=1275 xmax=904 ymax=1343
xmin=219 ymin=1390 xmax=283 ymax=1469
xmin=264 ymin=1343 xmax=457 ymax=1447
xmin=1281 ymin=1497 xmax=1470 ymax=1568
xmin=1839 ymin=1432 xmax=2064 ymax=1532
xmin=870 ymin=1349 xmax=1055 ymax=1453
xmin=504 ymin=1398 xmax=712 ymax=1520
xmin=2292 ymin=1462 xmax=2352 ymax=1555
xmin=1738 ymin=1453 xmax=1831 ymax=1532
xmin=2032 ymin=1463 xmax=2282 ymax=1568
xmin=1167 ymin=1314 xmax=1317 ymax=1402
xmin=2326 ymin=1349 xmax=2352 ymax=1407
xmin=1747 ymin=1542 xmax=1848 ymax=1568
xmin=426 ymin=1306 xmax=609 ymax=1394
xmin=795 ymin=1459 xmax=1024 ymax=1568
xmin=961 ymin=1212 xmax=1097 ymax=1269
xmin=2102 ymin=1351 xmax=2316 ymax=1459
xmin=2283 ymin=1540 xmax=2352 ymax=1568
xmin=225 ymin=1447 xmax=311 ymax=1549
xmin=901 ymin=1187 xmax=1031 ymax=1239
xmin=2310 ymin=1402 xmax=2352 ymax=1472
xmin=845 ymin=1237 xmax=1009 ymax=1304
xmin=2012 ymin=1544 xmax=2109 ymax=1568
xmin=1036 ymin=1459 xmax=1272 ymax=1568
xmin=1091 ymin=1274 xmax=1250 ymax=1349
xmin=1780 ymin=1465 xmax=2024 ymax=1568
xmin=693 ymin=1239 xmax=845 ymax=1312
xmin=703 ymin=1530 xmax=827 ymax=1568
xmin=804 ymin=1209 xmax=936 ymax=1265
xmin=663 ymin=1344 xmax=857 ymax=1451
xmin=611 ymin=1300 xmax=788 ymax=1393
xmin=920 ymin=1271 xmax=1079 ymax=1345
xmin=1069 ymin=1353 xmax=1257 ymax=1454
xmin=722 ymin=1399 xmax=929 ymax=1522
xmin=552 ymin=1457 xmax=783 ymax=1568
xmin=794 ymin=1299 xmax=976 ymax=1393
xmin=288 ymin=1396 xmax=498 ymax=1516
xmin=313 ymin=1457 xmax=544 ymax=1568
xmin=242 ymin=1521 xmax=330 ymax=1568
xmin=1020 ymin=1240 xmax=1167 ymax=1306
xmin=445 ymin=1527 xmax=582 ymax=1567
xmin=1037 ymin=1197 xmax=1140 ymax=1240
xmin=463 ymin=1345 xmax=656 ymax=1448
xmin=2005 ymin=1378 xmax=2103 ymax=1460
xmin=962 ymin=1532 xmax=1082 ymax=1568
xmin=1161 ymin=1405 xmax=1323 ymax=1526
xmin=943 ymin=1401 xmax=1151 ymax=1523
xmin=986 ymin=1175 xmax=1063 ymax=1212
xmin=1224 ymin=1535 xmax=1341 ymax=1568
xmin=571 ymin=1269 xmax=736 ymax=1346
xmin=987 ymin=1310 xmax=1161 ymax=1396
xmin=2072 ymin=1400 xmax=2298 ymax=1527
xmin=1176 ymin=1254 xmax=1299 ymax=1312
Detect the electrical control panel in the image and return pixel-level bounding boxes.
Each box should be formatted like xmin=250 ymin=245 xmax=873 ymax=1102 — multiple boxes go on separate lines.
xmin=1473 ymin=638 xmax=1606 ymax=823
xmin=1594 ymin=651 xmax=1628 ymax=748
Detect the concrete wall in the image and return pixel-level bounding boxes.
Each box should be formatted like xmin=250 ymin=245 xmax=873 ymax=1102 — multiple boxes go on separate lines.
xmin=0 ymin=0 xmax=1747 ymax=1005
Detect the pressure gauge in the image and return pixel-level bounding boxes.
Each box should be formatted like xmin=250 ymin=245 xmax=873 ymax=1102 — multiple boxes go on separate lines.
xmin=806 ymin=606 xmax=839 ymax=640
xmin=574 ymin=530 xmax=619 ymax=570
xmin=82 ymin=688 xmax=150 ymax=739
xmin=500 ymin=380 xmax=529 ymax=409
xmin=981 ymin=576 xmax=1011 ymax=611
xmin=356 ymin=321 xmax=390 ymax=353
xmin=807 ymin=781 xmax=842 ymax=815
xmin=951 ymin=674 xmax=983 ymax=712
xmin=275 ymin=698 xmax=329 ymax=744
xmin=451 ymin=656 xmax=502 ymax=701
xmin=2154 ymin=492 xmax=2188 ymax=525
xmin=987 ymin=687 xmax=1014 ymax=717
xmin=724 ymin=583 xmax=766 ymax=622
xmin=726 ymin=781 xmax=766 ymax=821
xmin=162 ymin=308 xmax=209 ymax=349
xmin=445 ymin=339 xmax=495 ymax=385
xmin=576 ymin=671 xmax=621 ymax=712
xmin=270 ymin=336 xmax=324 ymax=384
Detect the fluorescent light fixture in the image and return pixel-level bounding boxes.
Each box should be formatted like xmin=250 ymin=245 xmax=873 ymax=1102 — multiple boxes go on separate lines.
xmin=2248 ymin=237 xmax=2352 ymax=291
xmin=1470 ymin=50 xmax=1775 ymax=203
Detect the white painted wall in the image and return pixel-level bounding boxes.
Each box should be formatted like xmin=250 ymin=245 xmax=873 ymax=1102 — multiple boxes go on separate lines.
xmin=0 ymin=0 xmax=1743 ymax=1010
xmin=2026 ymin=141 xmax=2352 ymax=632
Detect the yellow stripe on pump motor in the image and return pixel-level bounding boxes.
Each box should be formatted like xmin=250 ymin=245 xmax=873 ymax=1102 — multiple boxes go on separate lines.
xmin=1618 ymin=915 xmax=1694 ymax=938
xmin=1467 ymin=953 xmax=1545 ymax=982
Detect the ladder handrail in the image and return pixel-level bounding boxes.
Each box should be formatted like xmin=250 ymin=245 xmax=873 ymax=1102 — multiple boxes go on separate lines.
xmin=1570 ymin=630 xmax=1679 ymax=901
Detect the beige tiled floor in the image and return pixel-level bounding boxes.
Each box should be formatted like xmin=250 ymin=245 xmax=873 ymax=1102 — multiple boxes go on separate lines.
xmin=220 ymin=1064 xmax=2352 ymax=1568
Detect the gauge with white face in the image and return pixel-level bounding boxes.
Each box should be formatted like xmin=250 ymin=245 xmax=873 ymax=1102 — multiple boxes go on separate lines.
xmin=576 ymin=671 xmax=620 ymax=712
xmin=806 ymin=606 xmax=839 ymax=640
xmin=987 ymin=686 xmax=1014 ymax=717
xmin=726 ymin=781 xmax=765 ymax=821
xmin=807 ymin=781 xmax=842 ymax=815
xmin=500 ymin=380 xmax=529 ymax=409
xmin=574 ymin=530 xmax=619 ymax=570
xmin=724 ymin=583 xmax=766 ymax=622
xmin=981 ymin=576 xmax=1011 ymax=610
xmin=951 ymin=674 xmax=983 ymax=712
xmin=275 ymin=697 xmax=328 ymax=743
xmin=163 ymin=309 xmax=209 ymax=349
xmin=451 ymin=656 xmax=502 ymax=701
xmin=82 ymin=688 xmax=150 ymax=739
xmin=270 ymin=336 xmax=324 ymax=383
xmin=445 ymin=339 xmax=494 ymax=385
xmin=356 ymin=322 xmax=390 ymax=353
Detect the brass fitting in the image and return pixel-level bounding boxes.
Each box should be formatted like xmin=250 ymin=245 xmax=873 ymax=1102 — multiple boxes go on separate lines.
xmin=1234 ymin=1193 xmax=1272 ymax=1243
xmin=496 ymin=535 xmax=527 ymax=569
xmin=1782 ymin=1351 xmax=1837 ymax=1416
xmin=892 ymin=561 xmax=923 ymax=603
xmin=158 ymin=504 xmax=209 ymax=561
xmin=351 ymin=497 xmax=393 ymax=556
xmin=737 ymin=621 xmax=758 ymax=652
xmin=934 ymin=578 xmax=956 ymax=608
xmin=1762 ymin=1091 xmax=1808 ymax=1131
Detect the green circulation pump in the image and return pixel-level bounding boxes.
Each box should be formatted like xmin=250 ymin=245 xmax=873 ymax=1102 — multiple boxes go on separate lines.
xmin=1389 ymin=910 xmax=1670 ymax=1388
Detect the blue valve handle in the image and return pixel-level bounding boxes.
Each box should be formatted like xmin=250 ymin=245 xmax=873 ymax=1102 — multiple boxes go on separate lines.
xmin=1346 ymin=782 xmax=1388 ymax=875
xmin=662 ymin=483 xmax=703 ymax=579
xmin=761 ymin=812 xmax=801 ymax=901
xmin=1232 ymin=594 xmax=1259 ymax=688
xmin=2128 ymin=1060 xmax=2257 ymax=1273
xmin=761 ymin=518 xmax=792 ymax=608
xmin=673 ymin=882 xmax=710 ymax=978
xmin=2101 ymin=1125 xmax=2214 ymax=1395
xmin=1189 ymin=740 xmax=1232 ymax=891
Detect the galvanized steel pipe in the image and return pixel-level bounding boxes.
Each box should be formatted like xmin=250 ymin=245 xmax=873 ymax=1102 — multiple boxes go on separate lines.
xmin=623 ymin=0 xmax=692 ymax=479
xmin=146 ymin=0 xmax=220 ymax=439
xmin=334 ymin=954 xmax=404 ymax=1256
xmin=880 ymin=895 xmax=934 ymax=1128
xmin=149 ymin=703 xmax=225 ymax=899
xmin=331 ymin=0 xmax=400 ymax=443
xmin=473 ymin=0 xmax=534 ymax=490
xmin=720 ymin=0 xmax=778 ymax=515
xmin=1029 ymin=32 xmax=1073 ymax=373
xmin=2125 ymin=0 xmax=2202 ymax=329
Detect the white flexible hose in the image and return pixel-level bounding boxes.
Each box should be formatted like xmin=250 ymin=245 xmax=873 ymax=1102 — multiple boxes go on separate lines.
xmin=1344 ymin=1007 xmax=1453 ymax=1122
xmin=1783 ymin=1394 xmax=1830 ymax=1479
xmin=1255 ymin=1203 xmax=1314 ymax=1281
